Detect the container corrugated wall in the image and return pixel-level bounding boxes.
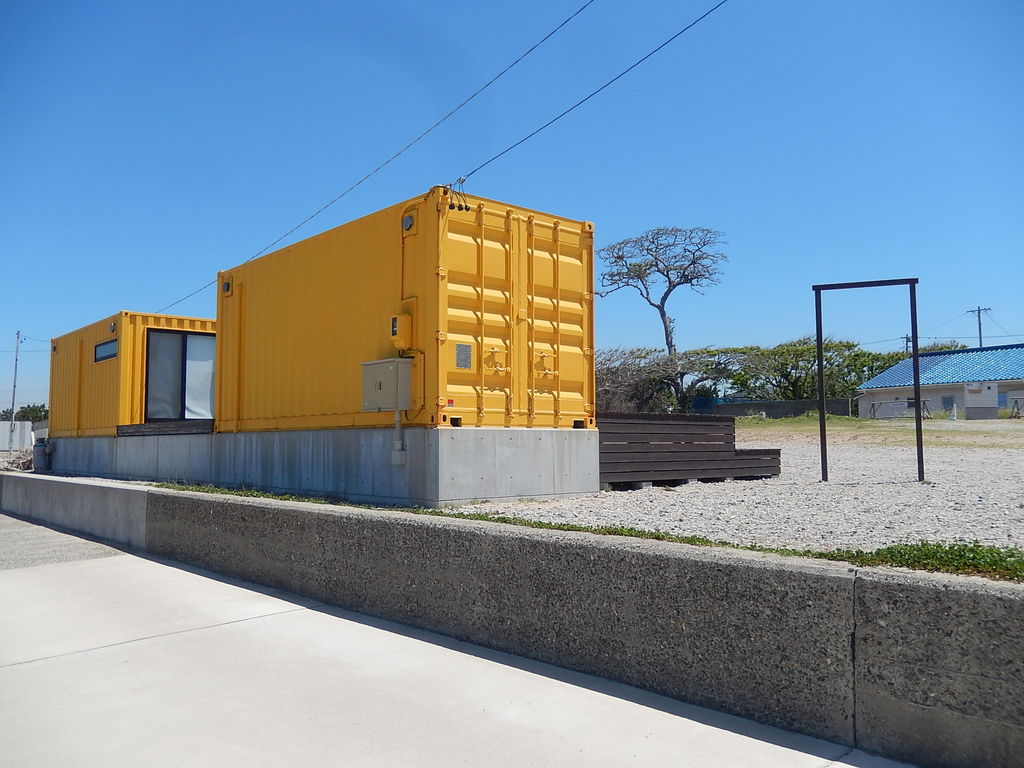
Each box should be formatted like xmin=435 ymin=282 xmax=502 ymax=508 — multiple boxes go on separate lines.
xmin=215 ymin=186 xmax=595 ymax=432
xmin=49 ymin=312 xmax=216 ymax=437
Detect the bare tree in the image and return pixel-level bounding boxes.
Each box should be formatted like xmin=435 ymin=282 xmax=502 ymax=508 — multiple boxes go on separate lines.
xmin=595 ymin=347 xmax=679 ymax=413
xmin=599 ymin=226 xmax=727 ymax=356
xmin=595 ymin=346 xmax=744 ymax=413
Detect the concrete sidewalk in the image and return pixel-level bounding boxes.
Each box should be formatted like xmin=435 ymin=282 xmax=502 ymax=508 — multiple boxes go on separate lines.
xmin=0 ymin=513 xmax=916 ymax=767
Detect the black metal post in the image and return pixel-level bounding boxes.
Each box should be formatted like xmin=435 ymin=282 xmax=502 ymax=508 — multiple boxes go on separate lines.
xmin=909 ymin=283 xmax=925 ymax=481
xmin=814 ymin=289 xmax=828 ymax=481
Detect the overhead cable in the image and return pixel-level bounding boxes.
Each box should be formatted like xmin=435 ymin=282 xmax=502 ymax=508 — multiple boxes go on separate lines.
xmin=921 ymin=334 xmax=1021 ymax=341
xmin=982 ymin=311 xmax=1024 ymax=344
xmin=155 ymin=0 xmax=599 ymax=313
xmin=859 ymin=337 xmax=905 ymax=346
xmin=453 ymin=0 xmax=732 ymax=184
xmin=921 ymin=311 xmax=969 ymax=334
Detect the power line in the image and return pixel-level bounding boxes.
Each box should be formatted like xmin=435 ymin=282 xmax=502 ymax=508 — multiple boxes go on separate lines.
xmin=983 ymin=310 xmax=1024 ymax=344
xmin=454 ymin=0 xmax=732 ymax=184
xmin=155 ymin=0 xmax=598 ymax=314
xmin=859 ymin=337 xmax=905 ymax=346
xmin=155 ymin=279 xmax=217 ymax=314
xmin=857 ymin=333 xmax=1024 ymax=348
xmin=921 ymin=310 xmax=968 ymax=334
xmin=920 ymin=334 xmax=1021 ymax=341
xmin=0 ymin=334 xmax=51 ymax=353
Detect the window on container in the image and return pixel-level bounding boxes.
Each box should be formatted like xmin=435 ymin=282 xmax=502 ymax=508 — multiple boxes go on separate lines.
xmin=94 ymin=339 xmax=117 ymax=362
xmin=145 ymin=330 xmax=215 ymax=421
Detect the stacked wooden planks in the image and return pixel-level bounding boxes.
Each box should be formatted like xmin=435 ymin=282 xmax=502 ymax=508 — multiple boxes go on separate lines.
xmin=598 ymin=412 xmax=780 ymax=484
xmin=116 ymin=420 xmax=215 ymax=437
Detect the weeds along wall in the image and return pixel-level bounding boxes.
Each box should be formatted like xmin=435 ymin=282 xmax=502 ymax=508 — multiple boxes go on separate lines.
xmin=215 ymin=186 xmax=596 ymax=432
xmin=49 ymin=313 xmax=217 ymax=438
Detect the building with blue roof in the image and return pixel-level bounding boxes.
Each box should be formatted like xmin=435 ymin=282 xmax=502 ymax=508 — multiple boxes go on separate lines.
xmin=857 ymin=343 xmax=1024 ymax=419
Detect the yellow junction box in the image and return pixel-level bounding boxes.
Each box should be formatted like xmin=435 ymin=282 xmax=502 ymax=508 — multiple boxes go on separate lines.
xmin=49 ymin=312 xmax=217 ymax=438
xmin=215 ymin=186 xmax=596 ymax=432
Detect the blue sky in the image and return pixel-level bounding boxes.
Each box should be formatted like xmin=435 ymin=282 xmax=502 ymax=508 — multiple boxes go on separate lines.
xmin=2 ymin=0 xmax=1022 ymax=409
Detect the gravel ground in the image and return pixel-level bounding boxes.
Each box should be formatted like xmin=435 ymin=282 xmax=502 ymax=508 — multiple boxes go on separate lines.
xmin=468 ymin=442 xmax=1024 ymax=552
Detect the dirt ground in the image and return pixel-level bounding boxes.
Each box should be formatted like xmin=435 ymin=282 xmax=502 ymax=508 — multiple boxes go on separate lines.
xmin=0 ymin=450 xmax=33 ymax=471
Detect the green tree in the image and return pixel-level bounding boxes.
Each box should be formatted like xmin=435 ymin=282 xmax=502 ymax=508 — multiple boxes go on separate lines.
xmin=1 ymin=403 xmax=49 ymax=423
xmin=918 ymin=340 xmax=968 ymax=353
xmin=730 ymin=338 xmax=904 ymax=400
xmin=728 ymin=338 xmax=969 ymax=401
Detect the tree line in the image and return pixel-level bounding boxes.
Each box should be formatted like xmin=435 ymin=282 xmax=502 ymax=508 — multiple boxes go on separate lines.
xmin=1 ymin=403 xmax=48 ymax=423
xmin=595 ymin=339 xmax=964 ymax=414
xmin=596 ymin=224 xmax=963 ymax=413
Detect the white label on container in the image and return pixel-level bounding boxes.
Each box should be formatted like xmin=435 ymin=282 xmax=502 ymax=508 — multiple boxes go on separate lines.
xmin=455 ymin=344 xmax=472 ymax=370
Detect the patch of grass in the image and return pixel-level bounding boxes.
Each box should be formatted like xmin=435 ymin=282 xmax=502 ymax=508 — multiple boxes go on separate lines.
xmin=736 ymin=412 xmax=866 ymax=429
xmin=152 ymin=481 xmax=425 ymax=511
xmin=821 ymin=541 xmax=1024 ymax=581
xmin=152 ymin=482 xmax=1024 ymax=581
xmin=153 ymin=482 xmax=331 ymax=505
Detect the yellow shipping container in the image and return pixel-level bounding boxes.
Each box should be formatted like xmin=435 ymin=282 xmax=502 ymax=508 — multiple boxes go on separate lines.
xmin=49 ymin=312 xmax=217 ymax=438
xmin=216 ymin=186 xmax=595 ymax=432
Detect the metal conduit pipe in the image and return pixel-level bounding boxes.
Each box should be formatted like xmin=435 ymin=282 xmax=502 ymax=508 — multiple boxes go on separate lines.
xmin=392 ymin=407 xmax=406 ymax=466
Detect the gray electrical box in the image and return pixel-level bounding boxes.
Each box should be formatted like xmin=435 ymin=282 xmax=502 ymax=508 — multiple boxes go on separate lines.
xmin=361 ymin=358 xmax=413 ymax=412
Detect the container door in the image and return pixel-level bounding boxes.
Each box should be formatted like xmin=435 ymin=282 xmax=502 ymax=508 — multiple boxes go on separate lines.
xmin=519 ymin=216 xmax=593 ymax=427
xmin=439 ymin=202 xmax=593 ymax=428
xmin=441 ymin=204 xmax=515 ymax=426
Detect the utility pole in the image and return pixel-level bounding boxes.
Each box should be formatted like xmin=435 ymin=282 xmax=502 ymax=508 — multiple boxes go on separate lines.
xmin=8 ymin=330 xmax=21 ymax=453
xmin=966 ymin=306 xmax=991 ymax=347
xmin=903 ymin=334 xmax=912 ymax=353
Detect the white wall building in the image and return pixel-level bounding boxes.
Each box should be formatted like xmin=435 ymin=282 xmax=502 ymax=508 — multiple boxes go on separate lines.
xmin=857 ymin=343 xmax=1024 ymax=420
xmin=4 ymin=421 xmax=34 ymax=452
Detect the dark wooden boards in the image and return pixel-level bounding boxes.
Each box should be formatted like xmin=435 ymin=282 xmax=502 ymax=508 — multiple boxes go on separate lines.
xmin=597 ymin=413 xmax=781 ymax=484
xmin=600 ymin=411 xmax=734 ymax=424
xmin=117 ymin=420 xmax=215 ymax=437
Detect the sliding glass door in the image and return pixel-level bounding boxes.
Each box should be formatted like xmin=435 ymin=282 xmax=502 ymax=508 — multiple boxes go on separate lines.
xmin=145 ymin=330 xmax=215 ymax=421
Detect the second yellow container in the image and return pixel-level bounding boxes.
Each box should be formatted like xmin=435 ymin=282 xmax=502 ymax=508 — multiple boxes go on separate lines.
xmin=215 ymin=186 xmax=595 ymax=432
xmin=49 ymin=312 xmax=216 ymax=438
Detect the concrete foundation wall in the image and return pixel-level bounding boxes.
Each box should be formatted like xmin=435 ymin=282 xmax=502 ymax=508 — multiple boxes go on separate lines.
xmin=2 ymin=471 xmax=1021 ymax=767
xmin=49 ymin=427 xmax=599 ymax=506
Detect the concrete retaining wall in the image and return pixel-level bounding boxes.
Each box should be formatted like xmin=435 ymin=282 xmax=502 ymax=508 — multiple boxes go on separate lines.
xmin=2 ymin=470 xmax=1021 ymax=767
xmin=0 ymin=472 xmax=147 ymax=547
xmin=49 ymin=427 xmax=599 ymax=507
xmin=854 ymin=570 xmax=1024 ymax=768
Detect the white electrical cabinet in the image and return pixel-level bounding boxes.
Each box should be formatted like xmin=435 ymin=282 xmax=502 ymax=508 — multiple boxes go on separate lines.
xmin=361 ymin=358 xmax=413 ymax=412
